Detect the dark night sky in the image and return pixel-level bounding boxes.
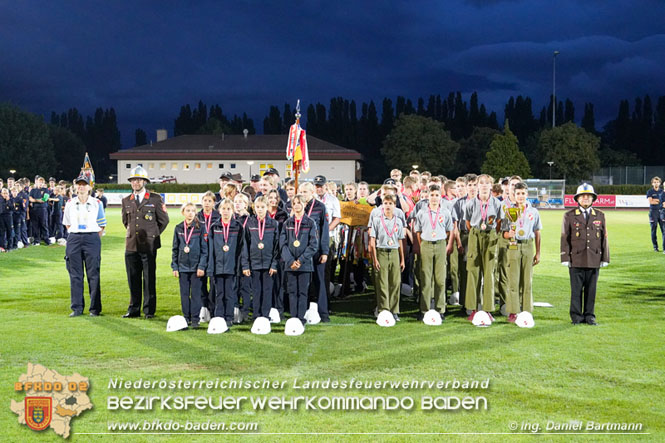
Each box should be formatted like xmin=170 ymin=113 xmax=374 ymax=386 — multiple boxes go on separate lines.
xmin=1 ymin=0 xmax=664 ymax=148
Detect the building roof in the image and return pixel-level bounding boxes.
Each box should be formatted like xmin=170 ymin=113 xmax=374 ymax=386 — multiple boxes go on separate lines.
xmin=110 ymin=134 xmax=362 ymax=161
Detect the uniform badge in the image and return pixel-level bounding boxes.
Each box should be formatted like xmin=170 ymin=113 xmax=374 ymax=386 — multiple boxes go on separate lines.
xmin=575 ymin=232 xmax=580 ymax=237
xmin=25 ymin=397 xmax=52 ymax=432
xmin=593 ymin=220 xmax=602 ymax=226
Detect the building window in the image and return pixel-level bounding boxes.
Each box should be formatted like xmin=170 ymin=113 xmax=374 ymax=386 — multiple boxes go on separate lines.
xmin=160 ymin=163 xmax=166 ymax=170
xmin=218 ymin=163 xmax=224 ymax=169
xmin=260 ymin=163 xmax=274 ymax=175
xmin=171 ymin=163 xmax=178 ymax=170
xmin=195 ymin=163 xmax=201 ymax=170
xmin=183 ymin=163 xmax=190 ymax=171
xmin=125 ymin=163 xmax=131 ymax=169
xmin=148 ymin=163 xmax=155 ymax=169
xmin=230 ymin=163 xmax=236 ymax=169
xmin=207 ymin=163 xmax=213 ymax=170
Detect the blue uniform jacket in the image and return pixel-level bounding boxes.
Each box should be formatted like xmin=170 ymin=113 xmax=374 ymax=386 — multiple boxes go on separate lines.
xmin=304 ymin=199 xmax=329 ymax=255
xmin=279 ymin=215 xmax=319 ymax=272
xmin=29 ymin=188 xmax=48 ymax=208
xmin=0 ymin=196 xmax=13 ymax=216
xmin=241 ymin=216 xmax=280 ymax=271
xmin=171 ymin=221 xmax=209 ymax=272
xmin=208 ymin=218 xmax=243 ymax=276
xmin=11 ymin=196 xmax=25 ymax=216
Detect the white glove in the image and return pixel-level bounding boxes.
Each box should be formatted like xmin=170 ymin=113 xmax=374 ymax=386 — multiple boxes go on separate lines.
xmin=561 ymin=261 xmax=570 ymax=267
xmin=600 ymin=261 xmax=609 ymax=268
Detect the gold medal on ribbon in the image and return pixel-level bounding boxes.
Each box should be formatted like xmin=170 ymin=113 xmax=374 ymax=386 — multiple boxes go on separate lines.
xmin=518 ymin=229 xmax=525 ymax=237
xmin=223 ymin=244 xmax=230 ymax=252
xmin=388 ymin=240 xmax=394 ymax=246
xmin=293 ymin=240 xmax=301 ymax=247
xmin=480 ymin=223 xmax=487 ymax=230
xmin=431 ymin=232 xmax=436 ymax=238
xmin=183 ymin=246 xmax=190 ymax=253
xmin=258 ymin=242 xmax=264 ymax=249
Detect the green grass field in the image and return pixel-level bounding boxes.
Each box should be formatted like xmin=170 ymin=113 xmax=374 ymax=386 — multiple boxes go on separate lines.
xmin=2 ymin=209 xmax=664 ymax=441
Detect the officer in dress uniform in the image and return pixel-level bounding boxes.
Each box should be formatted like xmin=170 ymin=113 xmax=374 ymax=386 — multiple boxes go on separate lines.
xmin=63 ymin=176 xmax=106 ymax=317
xmin=121 ymin=166 xmax=169 ymax=318
xmin=560 ymin=183 xmax=609 ymax=326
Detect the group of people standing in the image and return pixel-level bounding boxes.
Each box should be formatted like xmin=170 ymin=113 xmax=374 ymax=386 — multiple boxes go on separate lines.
xmin=0 ymin=175 xmax=107 ymax=252
xmin=12 ymin=163 xmax=612 ymax=330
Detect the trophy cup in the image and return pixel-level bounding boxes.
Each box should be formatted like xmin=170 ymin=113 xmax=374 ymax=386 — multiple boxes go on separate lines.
xmin=506 ymin=207 xmax=522 ymax=249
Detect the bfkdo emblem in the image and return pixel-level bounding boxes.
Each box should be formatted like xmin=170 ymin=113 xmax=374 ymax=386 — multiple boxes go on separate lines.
xmin=25 ymin=397 xmax=52 ymax=431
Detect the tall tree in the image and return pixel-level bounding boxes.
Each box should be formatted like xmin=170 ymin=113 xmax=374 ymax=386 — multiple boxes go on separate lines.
xmin=537 ymin=122 xmax=600 ymax=182
xmin=0 ymin=103 xmax=56 ymax=178
xmin=457 ymin=126 xmax=500 ymax=174
xmin=380 ymin=98 xmax=394 ymax=138
xmin=564 ymin=99 xmax=575 ymax=123
xmin=49 ymin=125 xmax=87 ymax=179
xmin=581 ymin=103 xmax=596 ymax=133
xmin=481 ymin=121 xmax=531 ymax=179
xmin=382 ymin=114 xmax=459 ymax=177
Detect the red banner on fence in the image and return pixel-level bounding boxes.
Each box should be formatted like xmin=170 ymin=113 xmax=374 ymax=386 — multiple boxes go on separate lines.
xmin=564 ymin=195 xmax=616 ymax=208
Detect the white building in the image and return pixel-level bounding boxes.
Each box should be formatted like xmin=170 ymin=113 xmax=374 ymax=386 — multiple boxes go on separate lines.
xmin=110 ymin=132 xmax=363 ymax=184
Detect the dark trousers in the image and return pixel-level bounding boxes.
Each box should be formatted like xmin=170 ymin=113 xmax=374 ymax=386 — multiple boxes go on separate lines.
xmin=238 ymin=274 xmax=252 ymax=316
xmin=649 ymin=210 xmax=664 ymax=249
xmin=213 ymin=274 xmax=236 ymax=324
xmin=252 ymin=269 xmax=274 ymax=318
xmin=179 ymin=272 xmax=203 ymax=323
xmin=125 ymin=251 xmax=157 ymax=316
xmin=12 ymin=214 xmax=23 ymax=248
xmin=0 ymin=214 xmax=14 ymax=249
xmin=272 ymin=261 xmax=286 ymax=314
xmin=287 ymin=271 xmax=311 ymax=322
xmin=201 ymin=277 xmax=215 ymax=312
xmin=310 ymin=255 xmax=329 ymax=320
xmin=19 ymin=214 xmax=29 ymax=244
xmin=50 ymin=210 xmax=63 ymax=240
xmin=31 ymin=206 xmax=49 ymax=244
xmin=66 ymin=233 xmax=102 ymax=314
xmin=569 ymin=267 xmax=599 ymax=323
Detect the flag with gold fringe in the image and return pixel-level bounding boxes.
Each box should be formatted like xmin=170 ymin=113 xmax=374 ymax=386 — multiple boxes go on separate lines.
xmin=80 ymin=152 xmax=95 ymax=186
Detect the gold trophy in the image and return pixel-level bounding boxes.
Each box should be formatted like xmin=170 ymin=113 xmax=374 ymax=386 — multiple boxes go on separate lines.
xmin=506 ymin=207 xmax=522 ymax=249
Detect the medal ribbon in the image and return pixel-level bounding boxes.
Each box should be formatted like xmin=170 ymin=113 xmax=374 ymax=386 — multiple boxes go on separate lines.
xmin=268 ymin=210 xmax=276 ymax=219
xmin=478 ymin=196 xmax=489 ymax=223
xmin=307 ymin=200 xmax=315 ymax=218
xmin=428 ymin=205 xmax=440 ymax=235
xmin=221 ymin=220 xmax=230 ymax=244
xmin=203 ymin=212 xmax=212 ymax=233
xmin=183 ymin=221 xmax=194 ymax=246
xmin=294 ymin=216 xmax=302 ymax=240
xmin=518 ymin=204 xmax=526 ymax=229
xmin=258 ymin=217 xmax=265 ymax=241
xmin=380 ymin=209 xmax=397 ymax=242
